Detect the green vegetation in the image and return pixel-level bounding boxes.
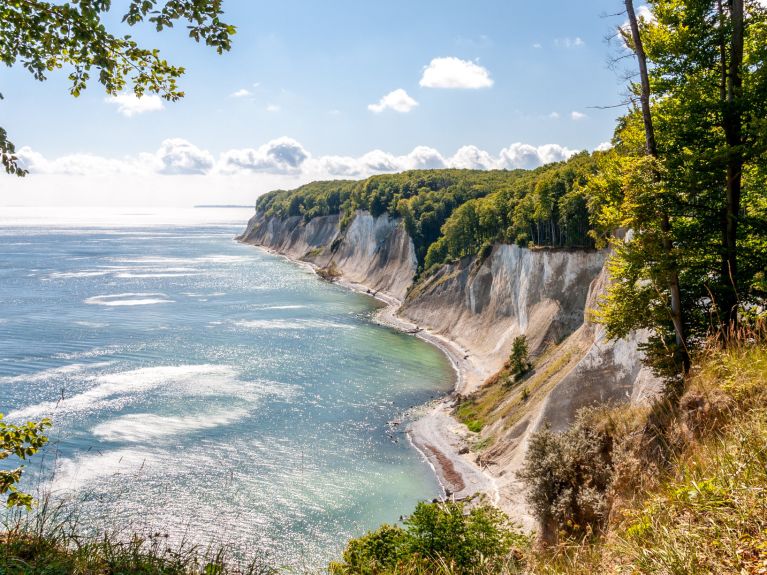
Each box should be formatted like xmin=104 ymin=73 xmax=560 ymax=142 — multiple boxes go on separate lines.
xmin=508 ymin=336 xmax=532 ymax=382
xmin=590 ymin=0 xmax=767 ymax=376
xmin=328 ymin=500 xmax=528 ymax=575
xmin=0 ymin=507 xmax=275 ymax=575
xmin=256 ymin=155 xmax=600 ymax=270
xmin=523 ymin=332 xmax=767 ymax=574
xmin=0 ymin=1 xmax=235 ymax=176
xmin=518 ymin=411 xmax=614 ymax=542
xmin=0 ymin=414 xmax=51 ymax=509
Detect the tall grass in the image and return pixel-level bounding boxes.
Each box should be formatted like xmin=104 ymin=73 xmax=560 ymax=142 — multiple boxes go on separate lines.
xmin=526 ymin=327 xmax=767 ymax=574
xmin=0 ymin=496 xmax=276 ymax=575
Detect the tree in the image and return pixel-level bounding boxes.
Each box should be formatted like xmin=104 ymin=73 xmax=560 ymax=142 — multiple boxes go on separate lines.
xmin=509 ymin=336 xmax=532 ymax=381
xmin=593 ymin=0 xmax=767 ymax=376
xmin=0 ymin=0 xmax=236 ymax=176
xmin=0 ymin=414 xmax=51 ymax=508
xmin=623 ymin=0 xmax=689 ymax=373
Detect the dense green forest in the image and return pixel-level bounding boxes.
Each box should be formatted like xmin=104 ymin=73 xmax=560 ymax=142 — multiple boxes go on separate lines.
xmin=257 ymin=153 xmax=600 ymax=270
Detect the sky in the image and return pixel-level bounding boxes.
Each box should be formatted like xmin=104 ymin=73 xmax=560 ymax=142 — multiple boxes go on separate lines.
xmin=1 ymin=0 xmax=637 ymax=207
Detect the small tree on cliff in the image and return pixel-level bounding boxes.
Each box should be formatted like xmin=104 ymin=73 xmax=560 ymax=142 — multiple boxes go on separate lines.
xmin=510 ymin=336 xmax=532 ymax=381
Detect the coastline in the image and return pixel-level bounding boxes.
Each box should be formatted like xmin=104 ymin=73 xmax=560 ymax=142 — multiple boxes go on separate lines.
xmin=240 ymin=241 xmax=500 ymax=506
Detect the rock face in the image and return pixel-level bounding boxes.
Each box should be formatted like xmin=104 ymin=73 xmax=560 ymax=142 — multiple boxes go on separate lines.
xmin=239 ymin=210 xmax=417 ymax=301
xmin=401 ymin=245 xmax=609 ymax=389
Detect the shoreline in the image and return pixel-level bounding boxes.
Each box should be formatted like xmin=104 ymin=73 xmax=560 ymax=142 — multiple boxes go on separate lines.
xmin=239 ymin=241 xmax=499 ymax=505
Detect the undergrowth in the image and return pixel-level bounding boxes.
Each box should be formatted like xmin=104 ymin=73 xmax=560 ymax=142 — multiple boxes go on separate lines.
xmin=526 ymin=333 xmax=767 ymax=574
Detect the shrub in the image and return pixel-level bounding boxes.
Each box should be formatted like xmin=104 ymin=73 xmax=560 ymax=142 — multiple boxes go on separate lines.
xmin=518 ymin=410 xmax=613 ymax=541
xmin=0 ymin=414 xmax=51 ymax=509
xmin=329 ymin=501 xmax=528 ymax=575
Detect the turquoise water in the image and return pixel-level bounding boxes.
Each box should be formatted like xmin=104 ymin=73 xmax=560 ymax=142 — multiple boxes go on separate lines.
xmin=0 ymin=208 xmax=453 ymax=568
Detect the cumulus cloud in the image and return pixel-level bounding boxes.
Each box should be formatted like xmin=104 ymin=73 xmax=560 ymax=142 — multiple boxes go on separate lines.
xmin=498 ymin=143 xmax=578 ymax=170
xmin=419 ymin=57 xmax=493 ymax=89
xmin=368 ymin=89 xmax=419 ymax=113
xmin=219 ymin=137 xmax=310 ymax=174
xmin=571 ymin=111 xmax=587 ymax=121
xmin=596 ymin=141 xmax=613 ymax=152
xmin=156 ymin=139 xmax=215 ymax=175
xmin=18 ymin=139 xmax=586 ymax=180
xmin=105 ymin=94 xmax=165 ymax=117
xmin=449 ymin=145 xmax=496 ymax=170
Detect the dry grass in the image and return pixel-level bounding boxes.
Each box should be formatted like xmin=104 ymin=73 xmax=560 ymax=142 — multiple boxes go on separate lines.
xmin=525 ymin=333 xmax=767 ymax=575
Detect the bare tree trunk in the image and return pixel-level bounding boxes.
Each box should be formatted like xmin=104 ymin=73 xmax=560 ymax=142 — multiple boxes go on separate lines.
xmin=624 ymin=0 xmax=690 ymax=373
xmin=721 ymin=0 xmax=744 ymax=335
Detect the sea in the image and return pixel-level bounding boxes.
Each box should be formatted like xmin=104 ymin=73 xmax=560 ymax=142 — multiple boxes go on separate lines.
xmin=0 ymin=207 xmax=454 ymax=568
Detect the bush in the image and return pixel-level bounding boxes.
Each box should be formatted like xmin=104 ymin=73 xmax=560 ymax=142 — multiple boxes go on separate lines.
xmin=0 ymin=413 xmax=51 ymax=509
xmin=329 ymin=501 xmax=528 ymax=575
xmin=518 ymin=411 xmax=613 ymax=541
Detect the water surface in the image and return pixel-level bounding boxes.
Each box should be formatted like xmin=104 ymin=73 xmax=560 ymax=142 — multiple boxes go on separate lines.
xmin=0 ymin=207 xmax=453 ymax=567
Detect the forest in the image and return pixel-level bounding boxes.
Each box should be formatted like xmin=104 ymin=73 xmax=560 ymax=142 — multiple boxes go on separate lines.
xmin=256 ymin=153 xmax=600 ymax=270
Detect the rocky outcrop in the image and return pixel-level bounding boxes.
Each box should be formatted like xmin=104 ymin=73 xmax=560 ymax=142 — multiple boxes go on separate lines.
xmin=239 ymin=210 xmax=417 ymax=301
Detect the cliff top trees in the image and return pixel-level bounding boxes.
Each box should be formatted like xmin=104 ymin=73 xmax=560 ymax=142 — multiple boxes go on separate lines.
xmin=0 ymin=0 xmax=235 ymax=176
xmin=592 ymin=0 xmax=767 ymax=377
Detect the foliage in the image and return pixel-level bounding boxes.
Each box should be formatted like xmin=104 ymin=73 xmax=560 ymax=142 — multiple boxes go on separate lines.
xmin=0 ymin=414 xmax=51 ymax=509
xmin=590 ymin=0 xmax=767 ymax=375
xmin=518 ymin=411 xmax=614 ymax=540
xmin=455 ymin=399 xmax=485 ymax=433
xmin=329 ymin=501 xmax=528 ymax=575
xmin=0 ymin=0 xmax=235 ymax=175
xmin=509 ymin=336 xmax=532 ymax=381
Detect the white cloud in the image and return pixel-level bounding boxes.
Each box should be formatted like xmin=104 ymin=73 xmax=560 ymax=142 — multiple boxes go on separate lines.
xmin=230 ymin=88 xmax=252 ymax=98
xmin=596 ymin=141 xmax=613 ymax=152
xmin=17 ymin=139 xmax=588 ymax=182
xmin=406 ymin=146 xmax=446 ymax=170
xmin=532 ymin=43 xmax=542 ymax=49
xmin=368 ymin=89 xmax=419 ymax=113
xmin=105 ymin=94 xmax=164 ymax=117
xmin=549 ymin=112 xmax=561 ymax=120
xmin=554 ymin=37 xmax=585 ymax=49
xmin=155 ymin=139 xmax=215 ymax=175
xmin=498 ymin=143 xmax=577 ymax=170
xmin=419 ymin=57 xmax=494 ymax=89
xmin=266 ymin=104 xmax=281 ymax=113
xmin=219 ymin=137 xmax=310 ymax=174
xmin=571 ymin=111 xmax=587 ymax=121
xmin=449 ymin=145 xmax=496 ymax=170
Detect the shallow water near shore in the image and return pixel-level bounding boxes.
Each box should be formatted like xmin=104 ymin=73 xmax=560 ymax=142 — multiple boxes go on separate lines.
xmin=0 ymin=207 xmax=453 ymax=568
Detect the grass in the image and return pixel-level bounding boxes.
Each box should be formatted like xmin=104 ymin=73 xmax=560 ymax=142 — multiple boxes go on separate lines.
xmin=0 ymin=499 xmax=276 ymax=575
xmin=525 ymin=336 xmax=767 ymax=574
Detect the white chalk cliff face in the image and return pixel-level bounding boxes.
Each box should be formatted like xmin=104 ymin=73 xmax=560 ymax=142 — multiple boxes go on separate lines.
xmin=240 ymin=211 xmax=416 ymax=301
xmin=239 ymin=209 xmax=661 ymax=521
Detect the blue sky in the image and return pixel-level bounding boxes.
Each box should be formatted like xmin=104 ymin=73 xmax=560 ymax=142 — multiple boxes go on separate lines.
xmin=1 ymin=0 xmax=633 ymax=206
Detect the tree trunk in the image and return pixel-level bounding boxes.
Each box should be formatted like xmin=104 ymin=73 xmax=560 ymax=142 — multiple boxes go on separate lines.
xmin=721 ymin=0 xmax=744 ymax=334
xmin=624 ymin=0 xmax=690 ymax=373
